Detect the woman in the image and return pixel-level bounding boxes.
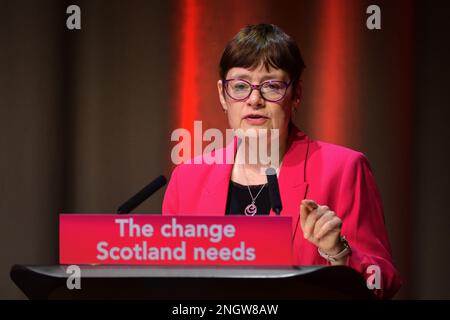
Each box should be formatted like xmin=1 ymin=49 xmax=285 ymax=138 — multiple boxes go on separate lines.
xmin=163 ymin=24 xmax=401 ymax=299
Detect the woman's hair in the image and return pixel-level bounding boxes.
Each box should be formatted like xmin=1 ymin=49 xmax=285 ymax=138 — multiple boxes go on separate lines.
xmin=219 ymin=24 xmax=306 ymax=98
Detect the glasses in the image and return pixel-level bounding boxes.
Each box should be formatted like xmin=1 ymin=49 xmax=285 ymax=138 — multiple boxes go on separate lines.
xmin=224 ymin=78 xmax=291 ymax=102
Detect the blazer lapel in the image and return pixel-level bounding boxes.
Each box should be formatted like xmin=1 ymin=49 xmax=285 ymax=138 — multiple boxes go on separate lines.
xmin=271 ymin=128 xmax=310 ymax=242
xmin=201 ymin=137 xmax=237 ymax=216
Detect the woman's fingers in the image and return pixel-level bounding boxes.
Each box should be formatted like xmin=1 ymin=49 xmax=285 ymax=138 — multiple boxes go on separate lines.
xmin=313 ymin=210 xmax=335 ymax=238
xmin=300 ymin=199 xmax=318 ymax=230
xmin=299 ymin=200 xmax=343 ymax=255
xmin=315 ymin=216 xmax=342 ymax=240
xmin=302 ymin=204 xmax=329 ymax=239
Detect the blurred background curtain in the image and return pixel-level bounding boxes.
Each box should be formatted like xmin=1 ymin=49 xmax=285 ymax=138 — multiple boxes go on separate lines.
xmin=1 ymin=0 xmax=449 ymax=299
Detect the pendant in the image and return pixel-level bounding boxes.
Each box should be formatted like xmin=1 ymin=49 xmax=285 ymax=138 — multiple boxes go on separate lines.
xmin=244 ymin=203 xmax=257 ymax=216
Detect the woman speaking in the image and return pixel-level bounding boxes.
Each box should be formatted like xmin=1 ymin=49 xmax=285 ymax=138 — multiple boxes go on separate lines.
xmin=162 ymin=23 xmax=401 ymax=299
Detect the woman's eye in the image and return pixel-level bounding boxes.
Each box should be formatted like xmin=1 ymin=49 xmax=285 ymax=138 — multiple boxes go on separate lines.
xmin=234 ymin=83 xmax=248 ymax=90
xmin=266 ymin=83 xmax=283 ymax=90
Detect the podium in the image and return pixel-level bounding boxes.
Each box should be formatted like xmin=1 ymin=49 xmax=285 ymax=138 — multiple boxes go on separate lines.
xmin=10 ymin=264 xmax=373 ymax=300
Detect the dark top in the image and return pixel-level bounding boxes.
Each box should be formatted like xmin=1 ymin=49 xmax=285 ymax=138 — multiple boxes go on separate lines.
xmin=225 ymin=181 xmax=271 ymax=215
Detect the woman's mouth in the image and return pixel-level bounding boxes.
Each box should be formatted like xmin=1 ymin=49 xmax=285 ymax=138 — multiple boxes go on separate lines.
xmin=243 ymin=114 xmax=269 ymax=125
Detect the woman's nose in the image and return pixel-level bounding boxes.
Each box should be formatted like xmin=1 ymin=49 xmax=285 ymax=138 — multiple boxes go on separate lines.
xmin=246 ymin=88 xmax=265 ymax=108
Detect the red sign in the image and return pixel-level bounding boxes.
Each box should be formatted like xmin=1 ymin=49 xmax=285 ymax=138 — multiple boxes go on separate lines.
xmin=59 ymin=215 xmax=293 ymax=266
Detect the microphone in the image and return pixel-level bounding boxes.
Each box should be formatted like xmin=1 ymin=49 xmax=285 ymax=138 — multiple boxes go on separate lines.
xmin=117 ymin=175 xmax=167 ymax=214
xmin=265 ymin=167 xmax=282 ymax=215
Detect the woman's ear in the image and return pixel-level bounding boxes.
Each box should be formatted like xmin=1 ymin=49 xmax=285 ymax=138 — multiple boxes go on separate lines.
xmin=295 ymin=81 xmax=302 ymax=104
xmin=292 ymin=81 xmax=302 ymax=109
xmin=217 ymin=80 xmax=228 ymax=112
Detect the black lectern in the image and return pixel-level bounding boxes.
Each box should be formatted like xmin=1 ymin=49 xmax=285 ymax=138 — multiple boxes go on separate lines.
xmin=10 ymin=265 xmax=373 ymax=299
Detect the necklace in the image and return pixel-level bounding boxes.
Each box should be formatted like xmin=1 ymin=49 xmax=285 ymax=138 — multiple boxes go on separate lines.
xmin=244 ymin=183 xmax=266 ymax=216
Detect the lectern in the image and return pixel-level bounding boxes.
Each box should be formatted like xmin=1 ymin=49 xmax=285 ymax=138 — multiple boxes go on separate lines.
xmin=10 ymin=264 xmax=373 ymax=300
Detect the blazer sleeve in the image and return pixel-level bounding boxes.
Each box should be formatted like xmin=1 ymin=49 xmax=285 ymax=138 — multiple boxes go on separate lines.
xmin=337 ymin=152 xmax=402 ymax=299
xmin=162 ymin=166 xmax=180 ymax=215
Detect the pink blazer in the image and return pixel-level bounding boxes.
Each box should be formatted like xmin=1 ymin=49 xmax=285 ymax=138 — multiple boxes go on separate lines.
xmin=162 ymin=126 xmax=402 ymax=298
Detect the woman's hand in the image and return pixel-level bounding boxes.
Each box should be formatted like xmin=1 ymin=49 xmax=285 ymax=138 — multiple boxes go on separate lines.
xmin=300 ymin=199 xmax=346 ymax=263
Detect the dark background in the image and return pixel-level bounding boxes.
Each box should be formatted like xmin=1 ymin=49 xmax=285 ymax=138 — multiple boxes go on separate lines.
xmin=0 ymin=0 xmax=449 ymax=299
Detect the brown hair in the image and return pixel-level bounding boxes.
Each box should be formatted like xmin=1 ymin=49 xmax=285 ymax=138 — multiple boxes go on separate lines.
xmin=219 ymin=24 xmax=305 ymax=99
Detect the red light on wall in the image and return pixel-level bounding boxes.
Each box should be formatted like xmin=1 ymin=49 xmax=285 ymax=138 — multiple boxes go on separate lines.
xmin=177 ymin=0 xmax=200 ymax=135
